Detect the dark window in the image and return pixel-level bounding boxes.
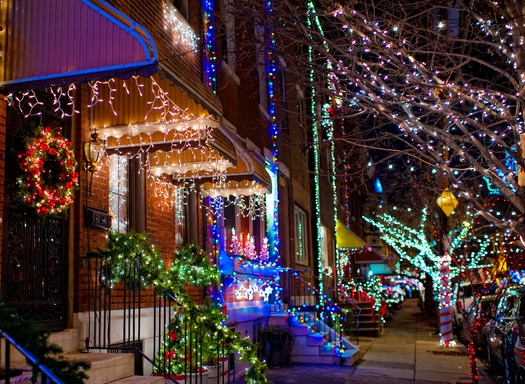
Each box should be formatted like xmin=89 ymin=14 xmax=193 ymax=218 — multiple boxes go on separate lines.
xmin=172 ymin=0 xmax=189 ymax=20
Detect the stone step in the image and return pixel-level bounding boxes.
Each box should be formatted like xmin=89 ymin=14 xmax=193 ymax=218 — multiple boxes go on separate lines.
xmin=61 ymin=352 xmax=134 ymax=384
xmin=108 ymin=376 xmax=164 ymax=384
xmin=49 ymin=328 xmax=80 ymax=354
xmin=291 ymin=335 xmax=320 ymax=356
xmin=306 ymin=332 xmax=324 ymax=346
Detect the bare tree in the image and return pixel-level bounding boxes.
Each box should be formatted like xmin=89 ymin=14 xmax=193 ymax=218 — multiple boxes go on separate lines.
xmin=229 ymin=0 xmax=525 ymax=239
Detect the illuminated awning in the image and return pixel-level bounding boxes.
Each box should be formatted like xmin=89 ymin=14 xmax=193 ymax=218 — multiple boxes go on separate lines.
xmin=92 ymin=74 xmax=237 ymax=175
xmin=200 ymin=129 xmax=272 ymax=197
xmin=355 ymin=249 xmax=386 ymax=264
xmin=0 ymin=0 xmax=157 ymax=88
xmin=148 ymin=127 xmax=237 ymax=177
xmin=336 ymin=221 xmax=367 ymax=249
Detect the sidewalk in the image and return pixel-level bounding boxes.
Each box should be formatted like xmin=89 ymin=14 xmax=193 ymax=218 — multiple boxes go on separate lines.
xmin=259 ymin=298 xmax=496 ymax=384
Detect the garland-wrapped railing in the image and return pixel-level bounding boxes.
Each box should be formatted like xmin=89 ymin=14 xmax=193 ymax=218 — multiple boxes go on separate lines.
xmin=84 ymin=253 xmax=233 ymax=383
xmin=0 ymin=329 xmax=65 ymax=384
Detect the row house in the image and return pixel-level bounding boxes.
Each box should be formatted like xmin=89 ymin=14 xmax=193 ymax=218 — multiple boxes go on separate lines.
xmin=0 ymin=0 xmax=362 ymax=381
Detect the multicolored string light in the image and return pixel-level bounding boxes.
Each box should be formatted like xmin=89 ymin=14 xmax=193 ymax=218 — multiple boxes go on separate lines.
xmin=264 ymin=0 xmax=280 ymax=262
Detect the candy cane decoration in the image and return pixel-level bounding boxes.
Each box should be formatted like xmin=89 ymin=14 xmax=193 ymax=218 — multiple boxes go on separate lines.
xmin=439 ymin=251 xmax=454 ymax=346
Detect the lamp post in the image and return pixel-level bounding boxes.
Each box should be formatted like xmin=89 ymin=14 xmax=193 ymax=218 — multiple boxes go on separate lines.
xmin=83 ymin=131 xmax=104 ymax=194
xmin=436 ymin=188 xmax=458 ymax=346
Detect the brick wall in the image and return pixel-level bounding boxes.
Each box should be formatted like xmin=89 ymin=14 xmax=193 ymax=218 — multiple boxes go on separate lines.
xmin=74 ymin=85 xmax=111 ymax=313
xmin=107 ymin=0 xmax=203 ymax=86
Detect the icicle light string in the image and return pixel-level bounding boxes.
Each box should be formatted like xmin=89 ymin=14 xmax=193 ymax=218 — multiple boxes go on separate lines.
xmin=162 ymin=0 xmax=199 ymax=52
xmin=206 ymin=193 xmax=266 ymax=218
xmin=8 ymin=85 xmax=78 ymax=118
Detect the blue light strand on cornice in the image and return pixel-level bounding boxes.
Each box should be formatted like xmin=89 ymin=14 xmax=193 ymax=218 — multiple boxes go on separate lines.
xmin=202 ymin=0 xmax=217 ymax=91
xmin=264 ymin=0 xmax=280 ymax=263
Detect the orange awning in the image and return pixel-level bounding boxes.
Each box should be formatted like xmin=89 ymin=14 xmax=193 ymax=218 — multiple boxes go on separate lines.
xmin=200 ymin=128 xmax=271 ymax=197
xmin=148 ymin=132 xmax=235 ymax=178
xmin=92 ymin=74 xmax=237 ymax=176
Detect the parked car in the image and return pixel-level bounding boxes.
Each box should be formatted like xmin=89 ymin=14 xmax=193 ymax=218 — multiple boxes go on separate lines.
xmin=485 ymin=285 xmax=525 ymax=384
xmin=461 ymin=294 xmax=496 ymax=356
xmin=514 ymin=322 xmax=525 ymax=383
xmin=452 ymin=282 xmax=483 ymax=333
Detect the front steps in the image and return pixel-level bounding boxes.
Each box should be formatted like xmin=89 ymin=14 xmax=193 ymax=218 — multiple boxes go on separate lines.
xmin=268 ymin=313 xmax=360 ymax=366
xmin=3 ymin=329 xmax=163 ymax=384
xmin=342 ymin=301 xmax=382 ymax=337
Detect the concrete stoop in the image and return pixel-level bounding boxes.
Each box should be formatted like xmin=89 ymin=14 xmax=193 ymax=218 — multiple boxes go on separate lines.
xmin=279 ymin=315 xmax=360 ymax=367
xmin=5 ymin=328 xmax=163 ymax=384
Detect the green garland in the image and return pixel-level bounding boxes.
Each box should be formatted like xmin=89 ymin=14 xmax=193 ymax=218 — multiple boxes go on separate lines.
xmin=166 ymin=244 xmax=220 ymax=300
xmin=87 ymin=231 xmax=166 ymax=290
xmin=92 ymin=232 xmax=269 ymax=383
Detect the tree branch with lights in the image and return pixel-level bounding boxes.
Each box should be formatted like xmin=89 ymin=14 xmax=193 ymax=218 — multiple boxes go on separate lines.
xmin=230 ymin=0 xmax=525 ymax=240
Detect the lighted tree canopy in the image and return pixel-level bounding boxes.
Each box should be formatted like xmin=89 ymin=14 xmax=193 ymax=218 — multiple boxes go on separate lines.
xmin=231 ymin=0 xmax=525 ymax=237
xmin=363 ymin=208 xmax=491 ymax=285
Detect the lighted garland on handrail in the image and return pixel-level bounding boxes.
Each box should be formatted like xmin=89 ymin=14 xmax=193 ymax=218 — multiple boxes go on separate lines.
xmin=88 ymin=232 xmax=269 ymax=383
xmin=86 ymin=231 xmax=166 ymax=290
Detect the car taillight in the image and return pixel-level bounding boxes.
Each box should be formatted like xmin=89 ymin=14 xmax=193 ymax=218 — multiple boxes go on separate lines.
xmin=478 ymin=318 xmax=490 ymax=327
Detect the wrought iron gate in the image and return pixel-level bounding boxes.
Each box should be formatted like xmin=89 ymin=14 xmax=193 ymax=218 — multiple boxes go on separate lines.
xmin=2 ymin=106 xmax=69 ymax=332
xmin=3 ymin=206 xmax=68 ymax=331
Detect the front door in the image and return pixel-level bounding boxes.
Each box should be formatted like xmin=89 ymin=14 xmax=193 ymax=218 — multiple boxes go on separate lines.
xmin=2 ymin=107 xmax=69 ymax=332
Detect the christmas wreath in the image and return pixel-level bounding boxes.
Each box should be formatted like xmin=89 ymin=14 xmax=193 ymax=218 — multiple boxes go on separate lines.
xmin=16 ymin=126 xmax=79 ymax=215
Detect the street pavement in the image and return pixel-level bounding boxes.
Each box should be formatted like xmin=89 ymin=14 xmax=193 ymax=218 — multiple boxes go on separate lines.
xmin=257 ymin=298 xmax=496 ymax=384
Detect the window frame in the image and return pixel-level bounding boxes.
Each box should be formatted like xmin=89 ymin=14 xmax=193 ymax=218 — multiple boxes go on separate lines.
xmin=109 ymin=154 xmax=129 ymax=233
xmin=294 ymin=205 xmax=309 ymax=266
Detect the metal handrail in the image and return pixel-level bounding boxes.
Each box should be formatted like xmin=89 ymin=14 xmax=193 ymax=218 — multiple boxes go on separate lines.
xmin=276 ymin=268 xmax=349 ymax=363
xmin=0 ymin=329 xmax=65 ymax=384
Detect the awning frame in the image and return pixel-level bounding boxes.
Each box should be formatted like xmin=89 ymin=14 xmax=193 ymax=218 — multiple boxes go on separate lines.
xmin=0 ymin=0 xmax=158 ymax=89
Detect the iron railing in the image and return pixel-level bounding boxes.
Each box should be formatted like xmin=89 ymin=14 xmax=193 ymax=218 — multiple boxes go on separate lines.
xmin=85 ymin=254 xmax=234 ymax=383
xmin=277 ymin=268 xmax=348 ymax=363
xmin=340 ymin=281 xmax=380 ymax=337
xmin=0 ymin=329 xmax=64 ymax=384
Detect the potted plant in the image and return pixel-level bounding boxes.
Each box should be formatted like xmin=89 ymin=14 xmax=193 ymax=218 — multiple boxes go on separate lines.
xmin=153 ymin=310 xmax=210 ymax=383
xmin=259 ymin=325 xmax=293 ymax=368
